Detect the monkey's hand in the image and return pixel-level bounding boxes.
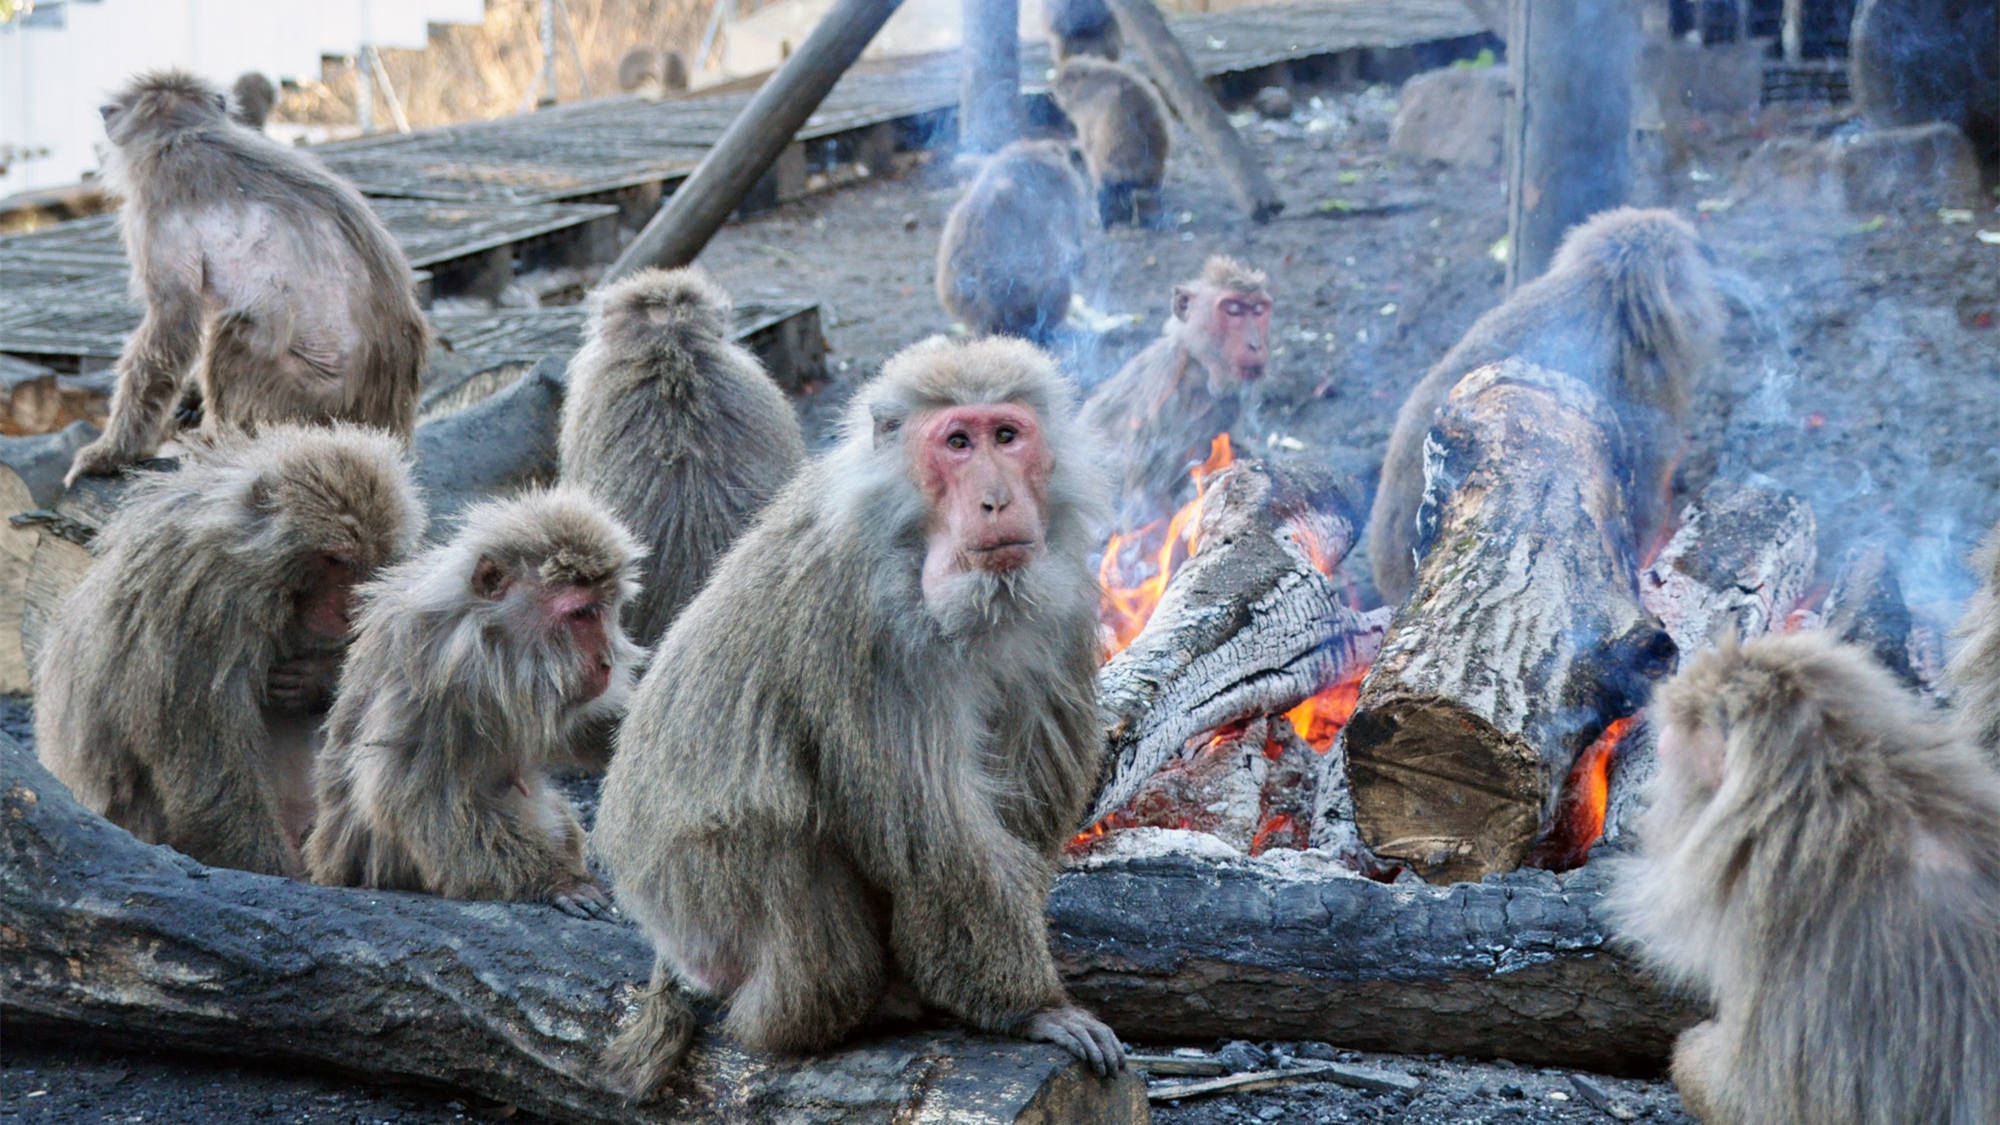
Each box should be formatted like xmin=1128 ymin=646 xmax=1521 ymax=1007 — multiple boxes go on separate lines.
xmin=550 ymin=880 xmax=618 ymax=921
xmin=1019 ymin=1005 xmax=1126 ymax=1076
xmin=265 ymin=655 xmax=339 ymax=713
xmin=64 ymin=438 xmax=137 ymax=488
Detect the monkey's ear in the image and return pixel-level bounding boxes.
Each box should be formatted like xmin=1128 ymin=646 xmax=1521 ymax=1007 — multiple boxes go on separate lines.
xmin=870 ymin=404 xmax=906 ymax=450
xmin=1170 ymin=285 xmax=1194 ymax=322
xmin=471 ymin=557 xmax=511 ymax=601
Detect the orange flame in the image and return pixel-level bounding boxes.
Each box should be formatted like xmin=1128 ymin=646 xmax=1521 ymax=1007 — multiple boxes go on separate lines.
xmin=1528 ymin=716 xmax=1635 ymax=871
xmin=1249 ymin=813 xmax=1302 ymax=856
xmin=1097 ymin=435 xmax=1237 ymax=655
xmin=1283 ymin=667 xmax=1369 ymax=752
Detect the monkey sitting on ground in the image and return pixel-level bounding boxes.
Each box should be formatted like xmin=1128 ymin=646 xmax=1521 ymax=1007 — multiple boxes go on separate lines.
xmin=1051 ymin=56 xmax=1170 ymax=227
xmin=559 ymin=267 xmax=805 ymax=652
xmin=593 ymin=336 xmax=1125 ymax=1095
xmin=305 ymin=488 xmax=642 ymax=917
xmin=1080 ymin=255 xmax=1271 ymax=528
xmin=935 ymin=139 xmax=1090 ymax=342
xmin=1609 ymin=630 xmax=2000 ymax=1125
xmin=34 ymin=425 xmax=422 ymax=876
xmin=67 ymin=70 xmax=430 ymax=486
xmin=1045 ymin=0 xmax=1122 ymax=62
xmin=230 ymin=72 xmax=277 ymax=130
xmin=1946 ymin=522 xmax=2000 ymax=765
xmin=1365 ymin=207 xmax=1723 ymax=603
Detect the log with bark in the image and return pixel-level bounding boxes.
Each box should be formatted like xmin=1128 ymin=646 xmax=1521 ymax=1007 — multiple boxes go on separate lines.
xmin=1089 ymin=458 xmax=1388 ymax=825
xmin=1344 ymin=360 xmax=1675 ymax=884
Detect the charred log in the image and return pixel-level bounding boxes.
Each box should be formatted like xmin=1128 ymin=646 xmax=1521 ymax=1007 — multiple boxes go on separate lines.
xmin=1825 ymin=545 xmax=1919 ymax=688
xmin=1344 ymin=360 xmax=1674 ymax=884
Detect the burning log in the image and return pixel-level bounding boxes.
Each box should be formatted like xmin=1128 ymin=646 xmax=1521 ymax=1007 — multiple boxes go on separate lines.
xmin=0 ymin=732 xmax=1147 ymax=1124
xmin=1089 ymin=456 xmax=1388 ymax=826
xmin=1824 ymin=545 xmax=1919 ymax=688
xmin=1344 ymin=360 xmax=1675 ymax=884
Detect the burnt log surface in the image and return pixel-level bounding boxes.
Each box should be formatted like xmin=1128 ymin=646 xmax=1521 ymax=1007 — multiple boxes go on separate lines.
xmin=1346 ymin=360 xmax=1674 ymax=884
xmin=0 ymin=732 xmax=1147 ymax=1125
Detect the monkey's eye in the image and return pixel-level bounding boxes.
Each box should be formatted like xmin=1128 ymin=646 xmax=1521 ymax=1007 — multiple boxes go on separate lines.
xmin=995 ymin=426 xmax=1017 ymax=444
xmin=946 ymin=432 xmax=971 ymax=450
xmin=1222 ymin=300 xmax=1248 ymax=317
xmin=99 ymin=104 xmax=122 ymax=123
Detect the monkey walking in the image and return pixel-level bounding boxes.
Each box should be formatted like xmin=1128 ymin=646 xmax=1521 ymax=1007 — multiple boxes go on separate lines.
xmin=1051 ymin=56 xmax=1171 ymax=227
xmin=305 ymin=488 xmax=643 ymax=916
xmin=34 ymin=425 xmax=423 ymax=876
xmin=67 ymin=70 xmax=430 ymax=486
xmin=594 ymin=336 xmax=1125 ymax=1096
xmin=935 ymin=139 xmax=1091 ymax=342
xmin=559 ymin=267 xmax=805 ymax=652
xmin=1611 ymin=631 xmax=2000 ymax=1125
xmin=1366 ymin=207 xmax=1724 ymax=603
xmin=1080 ymin=255 xmax=1271 ymax=529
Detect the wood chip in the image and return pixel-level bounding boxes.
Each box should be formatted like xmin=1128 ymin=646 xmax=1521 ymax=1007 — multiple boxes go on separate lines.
xmin=1569 ymin=1074 xmax=1637 ymax=1121
xmin=1147 ymin=1060 xmax=1422 ymax=1102
xmin=1128 ymin=1053 xmax=1232 ymax=1077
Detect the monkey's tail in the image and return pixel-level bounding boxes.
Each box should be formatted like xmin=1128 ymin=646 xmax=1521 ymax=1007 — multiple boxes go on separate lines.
xmin=601 ymin=959 xmax=697 ymax=1102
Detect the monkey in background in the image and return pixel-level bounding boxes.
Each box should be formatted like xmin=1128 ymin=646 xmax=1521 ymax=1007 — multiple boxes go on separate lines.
xmin=1946 ymin=523 xmax=2000 ymax=764
xmin=68 ymin=70 xmax=428 ymax=486
xmin=1610 ymin=630 xmax=2000 ymax=1125
xmin=559 ymin=267 xmax=804 ymax=651
xmin=617 ymin=47 xmax=689 ymax=98
xmin=594 ymin=337 xmax=1123 ymax=1096
xmin=935 ymin=140 xmax=1090 ymax=342
xmin=34 ymin=425 xmax=423 ymax=876
xmin=230 ymin=72 xmax=276 ymax=130
xmin=1080 ymin=255 xmax=1271 ymax=528
xmin=306 ymin=488 xmax=642 ymax=917
xmin=1044 ymin=0 xmax=1122 ymax=61
xmin=1366 ymin=207 xmax=1724 ymax=603
xmin=1051 ymin=56 xmax=1170 ymax=227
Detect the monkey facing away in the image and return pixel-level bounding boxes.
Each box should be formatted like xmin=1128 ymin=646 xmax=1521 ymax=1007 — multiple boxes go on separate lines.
xmin=1366 ymin=207 xmax=1722 ymax=603
xmin=1610 ymin=630 xmax=2000 ymax=1125
xmin=34 ymin=424 xmax=423 ymax=876
xmin=559 ymin=267 xmax=805 ymax=650
xmin=935 ymin=139 xmax=1090 ymax=342
xmin=305 ymin=488 xmax=642 ymax=916
xmin=230 ymin=72 xmax=277 ymax=130
xmin=1044 ymin=0 xmax=1122 ymax=62
xmin=593 ymin=336 xmax=1124 ymax=1095
xmin=67 ymin=71 xmax=429 ymax=486
xmin=1051 ymin=56 xmax=1171 ymax=227
xmin=1080 ymin=255 xmax=1271 ymax=528
xmin=617 ymin=47 xmax=689 ymax=97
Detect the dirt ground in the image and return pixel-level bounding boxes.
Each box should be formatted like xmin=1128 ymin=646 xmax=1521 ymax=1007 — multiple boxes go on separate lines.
xmin=8 ymin=60 xmax=2000 ymax=1125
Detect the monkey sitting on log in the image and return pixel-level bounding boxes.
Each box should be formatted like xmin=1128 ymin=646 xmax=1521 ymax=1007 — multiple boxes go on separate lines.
xmin=559 ymin=267 xmax=805 ymax=651
xmin=305 ymin=488 xmax=642 ymax=917
xmin=594 ymin=336 xmax=1124 ymax=1095
xmin=230 ymin=72 xmax=277 ymax=130
xmin=1051 ymin=56 xmax=1171 ymax=227
xmin=1045 ymin=0 xmax=1122 ymax=62
xmin=1080 ymin=255 xmax=1271 ymax=528
xmin=935 ymin=139 xmax=1090 ymax=342
xmin=1610 ymin=630 xmax=2000 ymax=1124
xmin=67 ymin=70 xmax=430 ymax=486
xmin=34 ymin=424 xmax=423 ymax=876
xmin=1366 ymin=207 xmax=1723 ymax=603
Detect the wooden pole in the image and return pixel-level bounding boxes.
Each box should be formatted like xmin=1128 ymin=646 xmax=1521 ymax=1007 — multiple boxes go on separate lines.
xmin=1100 ymin=0 xmax=1284 ymax=222
xmin=605 ymin=0 xmax=904 ymax=279
xmin=960 ymin=0 xmax=1024 ymax=153
xmin=1503 ymin=0 xmax=1635 ymax=289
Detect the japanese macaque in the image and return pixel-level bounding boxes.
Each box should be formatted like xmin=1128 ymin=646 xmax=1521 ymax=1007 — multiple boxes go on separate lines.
xmin=1051 ymin=56 xmax=1170 ymax=226
xmin=67 ymin=70 xmax=428 ymax=486
xmin=1946 ymin=523 xmax=2000 ymax=763
xmin=594 ymin=336 xmax=1124 ymax=1096
xmin=305 ymin=489 xmax=642 ymax=916
xmin=1610 ymin=631 xmax=2000 ymax=1125
xmin=230 ymin=72 xmax=276 ymax=129
xmin=33 ymin=425 xmax=422 ymax=876
xmin=935 ymin=140 xmax=1090 ymax=342
xmin=559 ymin=267 xmax=804 ymax=650
xmin=1044 ymin=0 xmax=1122 ymax=62
xmin=1079 ymin=255 xmax=1271 ymax=527
xmin=617 ymin=47 xmax=689 ymax=97
xmin=1367 ymin=207 xmax=1723 ymax=602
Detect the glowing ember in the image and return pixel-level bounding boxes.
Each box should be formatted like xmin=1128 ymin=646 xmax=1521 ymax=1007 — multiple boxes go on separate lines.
xmin=1249 ymin=813 xmax=1304 ymax=856
xmin=1781 ymin=583 xmax=1830 ymax=633
xmin=1528 ymin=715 xmax=1635 ymax=871
xmin=1097 ymin=435 xmax=1237 ymax=655
xmin=1283 ymin=668 xmax=1368 ymax=752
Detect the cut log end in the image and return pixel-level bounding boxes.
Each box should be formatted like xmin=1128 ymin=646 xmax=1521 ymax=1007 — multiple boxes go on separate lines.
xmin=1342 ymin=697 xmax=1542 ymax=880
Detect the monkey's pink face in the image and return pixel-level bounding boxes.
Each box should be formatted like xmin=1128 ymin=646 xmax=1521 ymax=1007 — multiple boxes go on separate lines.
xmin=1184 ymin=290 xmax=1272 ymax=394
xmin=545 ymin=586 xmax=616 ymax=702
xmin=913 ymin=403 xmax=1052 ymax=598
xmin=298 ymin=553 xmax=360 ymax=640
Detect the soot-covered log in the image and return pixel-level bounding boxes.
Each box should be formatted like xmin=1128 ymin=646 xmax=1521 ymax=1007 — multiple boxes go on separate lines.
xmin=0 ymin=732 xmax=1147 ymax=1125
xmin=1345 ymin=360 xmax=1674 ymax=884
xmin=1090 ymin=458 xmax=1388 ymax=825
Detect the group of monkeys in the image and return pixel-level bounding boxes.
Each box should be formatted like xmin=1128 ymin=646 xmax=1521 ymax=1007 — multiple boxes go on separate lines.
xmin=23 ymin=67 xmax=2000 ymax=1122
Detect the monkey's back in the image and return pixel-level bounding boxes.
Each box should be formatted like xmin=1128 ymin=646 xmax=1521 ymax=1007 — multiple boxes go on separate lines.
xmin=559 ymin=333 xmax=805 ymax=647
xmin=935 ymin=143 xmax=1088 ymax=338
xmin=1053 ymin=59 xmax=1170 ymax=189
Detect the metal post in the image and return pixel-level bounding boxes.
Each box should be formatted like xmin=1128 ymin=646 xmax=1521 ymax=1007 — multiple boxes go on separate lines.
xmin=540 ymin=0 xmax=559 ymax=107
xmin=356 ymin=50 xmax=375 ymax=134
xmin=959 ymin=0 xmax=1022 ymax=153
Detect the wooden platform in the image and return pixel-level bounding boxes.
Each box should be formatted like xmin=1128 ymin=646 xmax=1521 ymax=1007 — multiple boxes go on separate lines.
xmin=430 ymin=302 xmax=827 ymax=393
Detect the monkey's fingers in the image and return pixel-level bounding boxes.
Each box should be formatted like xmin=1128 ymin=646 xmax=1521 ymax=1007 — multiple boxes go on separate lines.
xmin=551 ymin=881 xmax=617 ymax=921
xmin=1023 ymin=1006 xmax=1120 ymax=1076
xmin=64 ymin=441 xmax=131 ymax=488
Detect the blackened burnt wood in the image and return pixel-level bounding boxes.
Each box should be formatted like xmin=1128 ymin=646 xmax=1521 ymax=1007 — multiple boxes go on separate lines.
xmin=1089 ymin=459 xmax=1386 ymax=825
xmin=0 ymin=733 xmax=1147 ymax=1125
xmin=1344 ymin=360 xmax=1674 ymax=884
